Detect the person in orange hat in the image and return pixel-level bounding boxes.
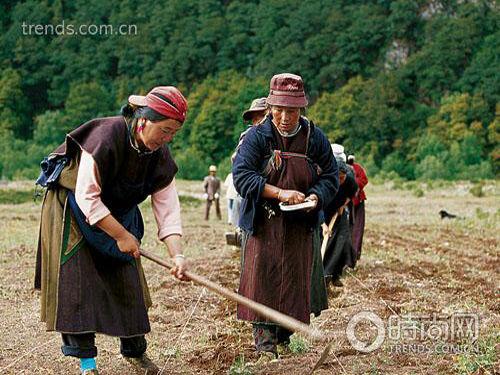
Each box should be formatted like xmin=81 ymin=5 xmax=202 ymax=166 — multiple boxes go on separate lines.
xmin=35 ymin=86 xmax=190 ymax=374
xmin=232 ymin=73 xmax=339 ymax=358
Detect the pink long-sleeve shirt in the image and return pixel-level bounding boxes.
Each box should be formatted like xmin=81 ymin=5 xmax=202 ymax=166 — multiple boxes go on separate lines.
xmin=75 ymin=150 xmax=182 ymax=240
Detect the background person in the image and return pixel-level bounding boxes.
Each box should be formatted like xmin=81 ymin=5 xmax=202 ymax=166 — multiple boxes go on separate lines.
xmin=203 ymin=165 xmax=221 ymax=220
xmin=322 ymin=158 xmax=358 ymax=288
xmin=242 ymin=97 xmax=268 ymax=126
xmin=224 ymin=172 xmax=239 ymax=226
xmin=347 ymin=154 xmax=368 ymax=259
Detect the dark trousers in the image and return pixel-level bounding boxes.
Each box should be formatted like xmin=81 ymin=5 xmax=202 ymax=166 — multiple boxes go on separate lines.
xmin=205 ymin=198 xmax=221 ymax=220
xmin=61 ymin=333 xmax=147 ymax=358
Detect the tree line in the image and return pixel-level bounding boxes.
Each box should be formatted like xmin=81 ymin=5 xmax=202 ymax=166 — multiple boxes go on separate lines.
xmin=0 ymin=0 xmax=498 ymax=180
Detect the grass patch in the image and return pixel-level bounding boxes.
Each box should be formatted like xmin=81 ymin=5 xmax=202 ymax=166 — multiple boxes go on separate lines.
xmin=412 ymin=187 xmax=424 ymax=197
xmin=454 ymin=336 xmax=498 ymax=374
xmin=163 ymin=347 xmax=182 ymax=359
xmin=288 ymin=335 xmax=310 ymax=354
xmin=0 ymin=189 xmax=35 ymax=204
xmin=369 ymin=364 xmax=383 ymax=375
xmin=179 ymin=194 xmax=203 ymax=207
xmin=228 ymin=354 xmax=254 ymax=375
xmin=475 ymin=207 xmax=490 ymax=220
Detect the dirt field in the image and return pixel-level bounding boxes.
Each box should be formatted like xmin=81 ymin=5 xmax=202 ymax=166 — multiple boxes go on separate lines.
xmin=0 ymin=180 xmax=498 ymax=374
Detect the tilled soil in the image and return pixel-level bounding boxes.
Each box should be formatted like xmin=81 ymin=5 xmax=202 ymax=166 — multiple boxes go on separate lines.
xmin=0 ymin=182 xmax=498 ymax=374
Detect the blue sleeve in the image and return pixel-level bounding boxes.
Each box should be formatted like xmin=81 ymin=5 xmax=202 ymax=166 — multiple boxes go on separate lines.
xmin=232 ymin=127 xmax=267 ymax=202
xmin=307 ymin=127 xmax=339 ymax=210
xmin=318 ymin=209 xmax=325 ymax=224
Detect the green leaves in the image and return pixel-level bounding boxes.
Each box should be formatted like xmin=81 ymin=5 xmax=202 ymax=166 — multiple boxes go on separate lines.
xmin=0 ymin=0 xmax=497 ymax=180
xmin=173 ymin=71 xmax=267 ymax=179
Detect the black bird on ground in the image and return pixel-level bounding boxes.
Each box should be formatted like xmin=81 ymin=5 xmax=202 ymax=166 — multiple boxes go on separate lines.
xmin=439 ymin=210 xmax=458 ymax=219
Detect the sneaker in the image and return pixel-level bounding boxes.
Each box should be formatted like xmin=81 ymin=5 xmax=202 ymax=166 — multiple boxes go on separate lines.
xmin=124 ymin=354 xmax=160 ymax=374
xmin=81 ymin=370 xmax=99 ymax=375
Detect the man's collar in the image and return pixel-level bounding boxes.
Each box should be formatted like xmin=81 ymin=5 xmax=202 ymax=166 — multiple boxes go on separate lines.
xmin=255 ymin=115 xmax=311 ymax=138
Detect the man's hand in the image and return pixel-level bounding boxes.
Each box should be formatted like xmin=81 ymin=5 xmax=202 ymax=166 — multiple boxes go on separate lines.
xmin=278 ymin=189 xmax=305 ymax=205
xmin=304 ymin=194 xmax=318 ymax=211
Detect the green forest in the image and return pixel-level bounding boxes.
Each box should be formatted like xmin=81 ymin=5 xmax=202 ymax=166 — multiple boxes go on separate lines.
xmin=0 ymin=0 xmax=498 ymax=180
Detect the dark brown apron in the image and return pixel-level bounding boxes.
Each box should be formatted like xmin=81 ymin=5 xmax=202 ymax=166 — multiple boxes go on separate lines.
xmin=237 ymin=123 xmax=317 ymax=324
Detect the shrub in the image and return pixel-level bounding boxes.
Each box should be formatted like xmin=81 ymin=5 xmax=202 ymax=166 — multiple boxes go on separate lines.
xmin=415 ymin=155 xmax=448 ymax=180
xmin=174 ymin=147 xmax=210 ymax=180
xmin=288 ymin=335 xmax=310 ymax=354
xmin=228 ymin=355 xmax=253 ymax=375
xmin=413 ymin=188 xmax=424 ymax=197
xmin=469 ymin=182 xmax=484 ymax=197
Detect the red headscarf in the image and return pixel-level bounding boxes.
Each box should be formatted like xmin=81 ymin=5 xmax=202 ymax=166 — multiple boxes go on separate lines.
xmin=128 ymin=86 xmax=188 ymax=123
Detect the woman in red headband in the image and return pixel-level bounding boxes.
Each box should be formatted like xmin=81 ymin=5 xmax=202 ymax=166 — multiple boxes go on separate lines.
xmin=35 ymin=86 xmax=189 ymax=374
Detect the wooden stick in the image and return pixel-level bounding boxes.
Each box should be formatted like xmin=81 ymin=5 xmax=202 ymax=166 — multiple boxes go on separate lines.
xmin=320 ymin=212 xmax=338 ymax=259
xmin=140 ymin=249 xmax=325 ymax=342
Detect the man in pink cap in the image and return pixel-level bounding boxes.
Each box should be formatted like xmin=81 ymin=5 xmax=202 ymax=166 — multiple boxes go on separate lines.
xmin=232 ymin=73 xmax=339 ymax=358
xmin=35 ymin=85 xmax=190 ymax=374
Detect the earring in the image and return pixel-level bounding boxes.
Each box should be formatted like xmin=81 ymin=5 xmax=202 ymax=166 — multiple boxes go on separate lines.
xmin=138 ymin=120 xmax=145 ymax=132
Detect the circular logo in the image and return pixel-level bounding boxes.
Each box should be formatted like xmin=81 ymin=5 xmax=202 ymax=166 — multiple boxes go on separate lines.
xmin=346 ymin=311 xmax=385 ymax=353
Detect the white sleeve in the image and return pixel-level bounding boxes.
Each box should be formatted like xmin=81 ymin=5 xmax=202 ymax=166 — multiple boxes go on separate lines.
xmin=152 ymin=178 xmax=183 ymax=240
xmin=74 ymin=150 xmax=111 ymax=225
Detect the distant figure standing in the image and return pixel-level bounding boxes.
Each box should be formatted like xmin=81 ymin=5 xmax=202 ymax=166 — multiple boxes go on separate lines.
xmin=347 ymin=155 xmax=368 ymax=259
xmin=203 ymin=165 xmax=221 ymax=220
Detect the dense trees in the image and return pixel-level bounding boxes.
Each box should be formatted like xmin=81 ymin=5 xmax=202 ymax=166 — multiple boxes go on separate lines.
xmin=0 ymin=0 xmax=497 ymax=180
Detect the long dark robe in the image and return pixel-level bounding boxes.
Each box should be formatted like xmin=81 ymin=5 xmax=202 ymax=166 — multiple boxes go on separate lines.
xmin=323 ymin=211 xmax=355 ymax=279
xmin=352 ymin=201 xmax=365 ymax=259
xmin=322 ymin=173 xmax=358 ymax=280
xmin=237 ymin=124 xmax=319 ymax=324
xmin=35 ymin=116 xmax=177 ymax=336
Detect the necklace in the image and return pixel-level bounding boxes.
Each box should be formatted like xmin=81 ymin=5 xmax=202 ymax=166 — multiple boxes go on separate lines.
xmin=275 ymin=123 xmax=300 ymax=138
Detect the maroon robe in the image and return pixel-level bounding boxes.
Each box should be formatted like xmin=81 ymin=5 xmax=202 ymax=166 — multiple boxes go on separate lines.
xmin=35 ymin=116 xmax=177 ymax=336
xmin=237 ymin=124 xmax=317 ymax=324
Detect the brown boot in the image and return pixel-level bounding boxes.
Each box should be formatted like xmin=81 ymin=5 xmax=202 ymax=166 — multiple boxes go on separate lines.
xmin=124 ymin=354 xmax=160 ymax=374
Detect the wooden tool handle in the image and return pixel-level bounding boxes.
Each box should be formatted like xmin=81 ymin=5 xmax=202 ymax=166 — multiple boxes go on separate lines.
xmin=140 ymin=249 xmax=324 ymax=342
xmin=320 ymin=212 xmax=338 ymax=259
